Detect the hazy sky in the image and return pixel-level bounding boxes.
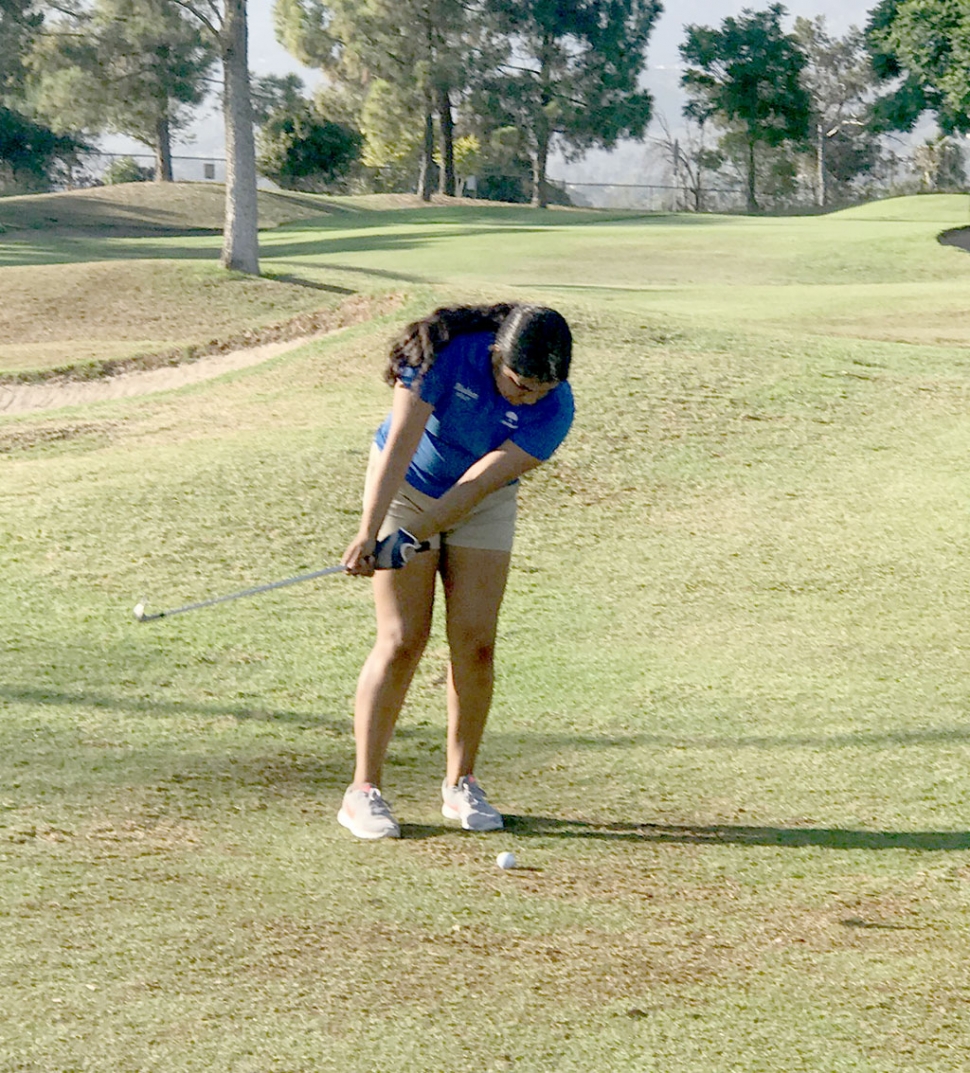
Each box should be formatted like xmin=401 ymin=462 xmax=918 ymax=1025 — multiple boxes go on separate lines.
xmin=249 ymin=0 xmax=876 ymax=104
xmin=643 ymin=0 xmax=874 ymax=129
xmin=245 ymin=0 xmax=874 ymax=78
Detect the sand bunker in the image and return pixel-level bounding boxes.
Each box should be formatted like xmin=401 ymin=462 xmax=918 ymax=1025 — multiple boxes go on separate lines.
xmin=0 ymin=337 xmax=312 ymax=416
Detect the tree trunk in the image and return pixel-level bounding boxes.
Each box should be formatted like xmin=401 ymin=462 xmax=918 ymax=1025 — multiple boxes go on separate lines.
xmin=530 ymin=100 xmax=545 ymax=207
xmin=746 ymin=136 xmax=759 ymax=213
xmin=155 ymin=115 xmax=173 ymax=181
xmin=531 ymin=117 xmax=550 ymax=209
xmin=438 ymin=85 xmax=455 ymax=197
xmin=816 ymin=122 xmax=826 ymax=208
xmin=220 ymin=0 xmax=259 ymax=275
xmin=532 ymin=41 xmax=552 ymax=209
xmin=417 ymin=110 xmax=434 ymax=201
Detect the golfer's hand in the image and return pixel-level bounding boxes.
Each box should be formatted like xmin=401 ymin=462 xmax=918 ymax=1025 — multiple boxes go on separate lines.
xmin=342 ymin=534 xmax=378 ymax=577
xmin=374 ymin=528 xmax=426 ymax=570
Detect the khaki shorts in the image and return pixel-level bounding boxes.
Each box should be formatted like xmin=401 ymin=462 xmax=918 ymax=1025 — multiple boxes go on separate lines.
xmin=366 ymin=443 xmax=518 ymax=552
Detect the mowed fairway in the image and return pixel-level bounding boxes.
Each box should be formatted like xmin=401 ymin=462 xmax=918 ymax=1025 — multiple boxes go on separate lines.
xmin=2 ymin=190 xmax=970 ymax=1071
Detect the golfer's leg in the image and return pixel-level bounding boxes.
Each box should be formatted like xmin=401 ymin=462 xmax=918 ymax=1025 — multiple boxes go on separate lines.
xmin=352 ymin=550 xmax=439 ymax=788
xmin=440 ymin=545 xmax=511 ymax=784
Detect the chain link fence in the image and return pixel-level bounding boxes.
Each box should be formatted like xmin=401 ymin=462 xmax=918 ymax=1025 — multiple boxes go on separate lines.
xmin=69 ymin=149 xmax=226 ymax=186
xmin=549 ymin=178 xmax=746 ymax=212
xmin=72 ymin=150 xmax=748 ymax=213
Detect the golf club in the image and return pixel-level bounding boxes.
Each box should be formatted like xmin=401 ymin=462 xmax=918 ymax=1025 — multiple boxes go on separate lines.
xmin=133 ymin=564 xmax=345 ymax=623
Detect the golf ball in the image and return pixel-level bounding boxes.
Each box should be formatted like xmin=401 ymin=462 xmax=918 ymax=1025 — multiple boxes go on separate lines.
xmin=496 ymin=851 xmax=516 ymax=870
xmin=133 ymin=603 xmax=145 ymax=621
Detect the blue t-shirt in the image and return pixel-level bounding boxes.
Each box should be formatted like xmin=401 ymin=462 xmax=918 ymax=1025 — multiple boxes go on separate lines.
xmin=375 ymin=332 xmax=574 ymax=499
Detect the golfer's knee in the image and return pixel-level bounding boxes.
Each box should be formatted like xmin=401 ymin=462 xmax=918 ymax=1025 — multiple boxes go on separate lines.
xmin=376 ymin=626 xmax=430 ymax=669
xmin=451 ymin=635 xmax=496 ymax=671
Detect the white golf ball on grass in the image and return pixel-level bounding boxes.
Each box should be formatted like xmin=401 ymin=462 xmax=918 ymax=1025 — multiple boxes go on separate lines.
xmin=496 ymin=851 xmax=516 ymax=870
xmin=133 ymin=603 xmax=146 ymax=621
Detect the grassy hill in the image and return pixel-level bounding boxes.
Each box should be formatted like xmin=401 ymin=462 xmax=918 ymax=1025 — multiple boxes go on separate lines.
xmin=2 ymin=186 xmax=969 ymax=377
xmin=0 ymin=181 xmax=342 ymax=233
xmin=0 ymin=185 xmax=608 ymax=378
xmin=3 ymin=187 xmax=970 ymax=1070
xmin=0 ymin=182 xmax=519 ymax=235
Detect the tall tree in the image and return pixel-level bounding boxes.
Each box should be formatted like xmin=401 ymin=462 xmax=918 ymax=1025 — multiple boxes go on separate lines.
xmin=27 ymin=0 xmax=217 ymax=181
xmin=793 ymin=16 xmax=876 ymax=207
xmin=480 ymin=0 xmax=661 ymax=208
xmin=681 ymin=4 xmax=810 ymax=213
xmin=274 ymin=0 xmax=466 ymax=200
xmin=866 ymin=0 xmax=970 ymax=135
xmin=357 ymin=77 xmax=423 ymax=187
xmin=177 ymin=0 xmax=259 ymax=275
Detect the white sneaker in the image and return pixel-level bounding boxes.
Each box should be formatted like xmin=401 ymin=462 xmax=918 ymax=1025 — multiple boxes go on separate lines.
xmin=337 ymin=784 xmax=400 ymax=840
xmin=441 ymin=775 xmax=504 ymax=831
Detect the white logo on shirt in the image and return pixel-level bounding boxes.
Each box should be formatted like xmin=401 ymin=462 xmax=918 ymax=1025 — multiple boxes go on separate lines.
xmin=502 ymin=410 xmax=519 ymax=429
xmin=455 ymin=382 xmax=479 ymax=401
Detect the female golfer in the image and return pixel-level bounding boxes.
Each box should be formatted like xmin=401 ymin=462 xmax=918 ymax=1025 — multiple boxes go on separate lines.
xmin=338 ymin=303 xmax=574 ymax=840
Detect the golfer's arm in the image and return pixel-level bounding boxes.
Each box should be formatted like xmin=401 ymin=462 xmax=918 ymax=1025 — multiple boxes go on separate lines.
xmin=409 ymin=440 xmax=542 ymax=542
xmin=359 ymin=384 xmax=433 ymax=540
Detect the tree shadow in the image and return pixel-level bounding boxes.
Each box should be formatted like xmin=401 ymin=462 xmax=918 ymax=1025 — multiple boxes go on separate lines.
xmin=393 ymin=816 xmax=970 ymax=850
xmin=264 ymin=272 xmax=355 ymax=294
xmin=500 ymin=814 xmax=970 ymax=852
xmin=261 ymin=224 xmax=547 ymax=261
xmin=296 ymin=260 xmax=433 ymax=284
xmin=5 ymin=679 xmax=970 ymax=850
xmin=0 ymin=681 xmax=342 ymax=729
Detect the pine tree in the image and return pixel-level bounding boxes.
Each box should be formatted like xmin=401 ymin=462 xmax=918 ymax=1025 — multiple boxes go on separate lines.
xmin=479 ymin=0 xmax=661 ymax=208
xmin=28 ymin=0 xmax=216 ymax=181
xmin=681 ymin=4 xmax=810 ymax=213
xmin=274 ymin=0 xmax=466 ymax=200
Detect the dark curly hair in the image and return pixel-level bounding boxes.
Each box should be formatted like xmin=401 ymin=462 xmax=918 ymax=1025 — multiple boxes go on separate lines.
xmin=383 ymin=303 xmax=571 ymax=387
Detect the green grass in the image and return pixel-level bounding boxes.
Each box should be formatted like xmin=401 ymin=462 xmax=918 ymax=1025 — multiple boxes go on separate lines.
xmin=3 ymin=189 xmax=970 ymax=1071
xmin=5 ymin=188 xmax=970 ymax=377
xmin=0 ymin=181 xmax=345 ymax=233
xmin=0 ymin=190 xmax=615 ymax=376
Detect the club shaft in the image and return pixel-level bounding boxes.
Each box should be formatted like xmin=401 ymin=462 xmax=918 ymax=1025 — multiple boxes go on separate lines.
xmin=140 ymin=564 xmax=345 ymax=621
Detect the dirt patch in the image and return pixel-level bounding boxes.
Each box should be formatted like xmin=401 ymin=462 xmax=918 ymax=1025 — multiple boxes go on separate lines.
xmin=0 ymin=292 xmax=404 ymax=416
xmin=241 ymin=914 xmax=724 ymax=1015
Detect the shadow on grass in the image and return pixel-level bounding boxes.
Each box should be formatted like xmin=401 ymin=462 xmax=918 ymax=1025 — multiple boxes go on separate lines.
xmin=7 ymin=681 xmax=970 ymax=755
xmin=263 ymin=272 xmax=356 ymax=295
xmin=5 ymin=682 xmax=970 ymax=853
xmin=0 ymin=223 xmax=528 ymax=269
xmin=0 ymin=234 xmax=223 ymax=268
xmin=0 ymin=682 xmax=342 ymax=729
xmin=263 ymin=224 xmax=546 ymax=256
xmin=0 ymin=204 xmax=736 ymax=269
xmin=500 ymin=814 xmax=970 ymax=852
xmin=290 ymin=260 xmax=434 ymax=285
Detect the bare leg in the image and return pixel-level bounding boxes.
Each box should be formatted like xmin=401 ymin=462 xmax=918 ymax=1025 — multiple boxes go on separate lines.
xmin=352 ymin=549 xmax=439 ymax=788
xmin=439 ymin=545 xmax=511 ymax=785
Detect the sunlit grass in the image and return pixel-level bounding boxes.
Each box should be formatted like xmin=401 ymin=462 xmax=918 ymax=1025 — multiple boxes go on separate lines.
xmin=4 ymin=190 xmax=970 ymax=378
xmin=2 ymin=194 xmax=970 ymax=1070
